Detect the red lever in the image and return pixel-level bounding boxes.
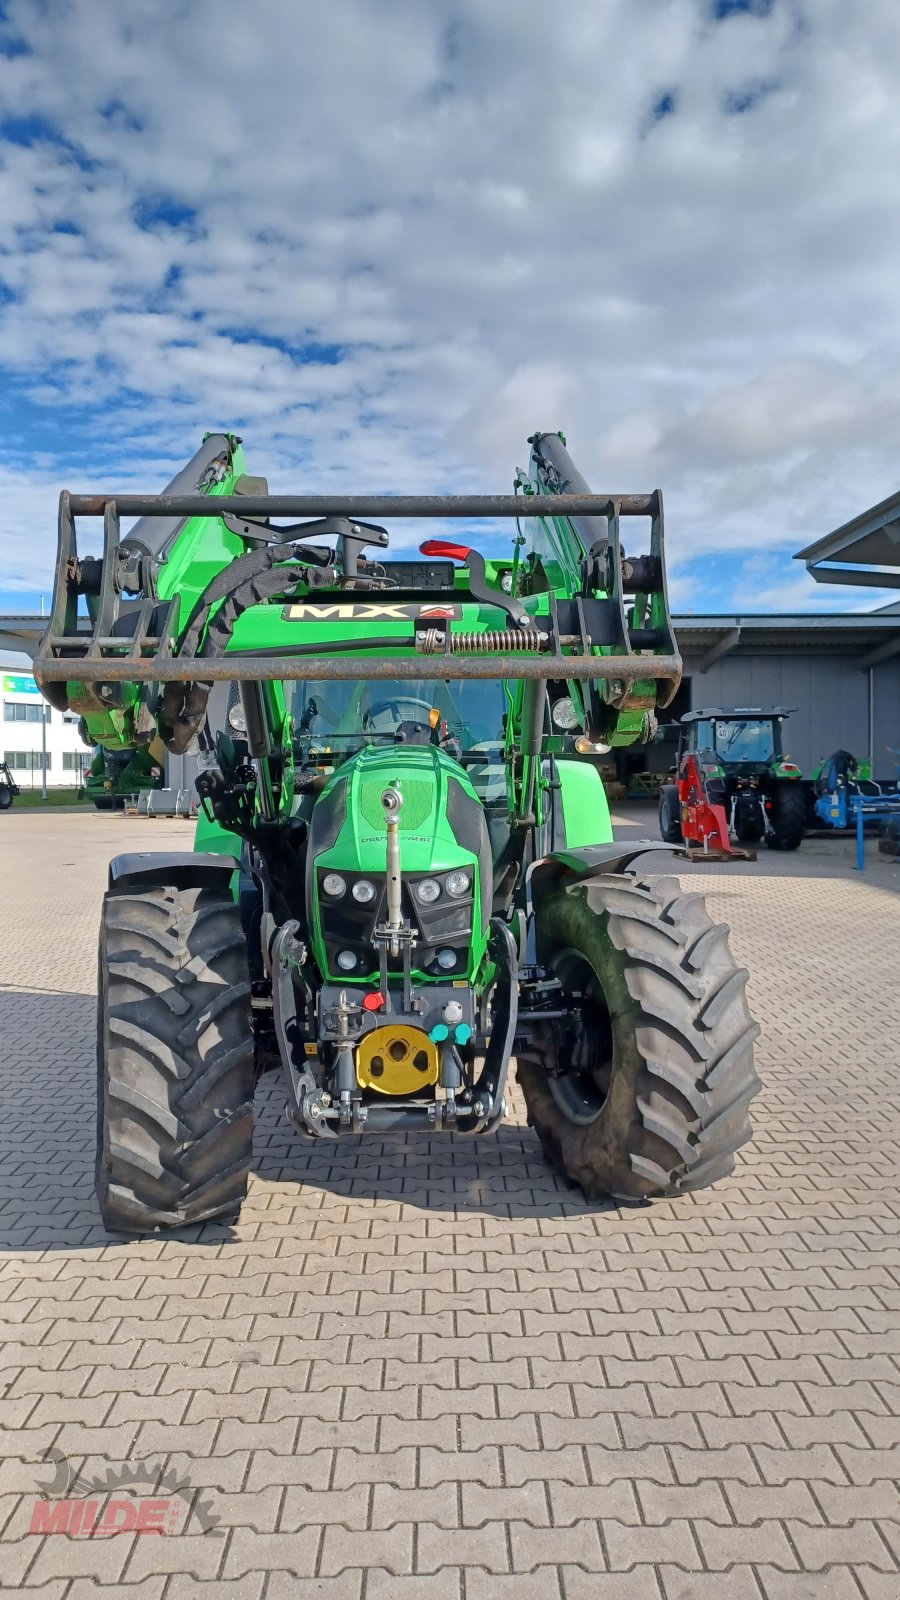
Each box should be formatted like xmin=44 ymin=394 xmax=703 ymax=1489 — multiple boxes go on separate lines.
xmin=419 ymin=540 xmax=471 ymax=561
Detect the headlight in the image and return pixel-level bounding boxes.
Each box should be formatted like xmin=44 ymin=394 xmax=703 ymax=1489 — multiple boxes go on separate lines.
xmin=436 ymin=948 xmax=457 ymax=970
xmin=352 ymin=879 xmax=376 ymax=903
xmin=551 ymin=695 xmax=580 ymax=731
xmin=322 ymin=873 xmax=347 ymax=898
xmin=336 ymin=950 xmax=357 ymax=971
xmin=500 ymin=572 xmax=513 ymax=593
xmin=415 ymin=878 xmax=441 ymax=904
xmin=227 ymin=702 xmax=247 ymax=733
xmin=446 ymin=871 xmax=470 ymax=897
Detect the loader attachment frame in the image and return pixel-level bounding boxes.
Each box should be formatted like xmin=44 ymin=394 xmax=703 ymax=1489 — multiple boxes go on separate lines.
xmin=34 ymin=491 xmax=681 ymax=698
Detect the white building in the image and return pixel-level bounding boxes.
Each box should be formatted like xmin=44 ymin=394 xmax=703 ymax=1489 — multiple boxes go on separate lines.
xmin=0 ymin=659 xmax=91 ymax=790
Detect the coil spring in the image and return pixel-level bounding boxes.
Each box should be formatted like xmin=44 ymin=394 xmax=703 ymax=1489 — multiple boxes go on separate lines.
xmin=449 ymin=628 xmax=547 ymax=654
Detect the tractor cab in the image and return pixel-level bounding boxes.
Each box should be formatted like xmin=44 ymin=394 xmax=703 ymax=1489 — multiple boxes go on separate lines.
xmin=677 ymin=708 xmax=799 ymax=778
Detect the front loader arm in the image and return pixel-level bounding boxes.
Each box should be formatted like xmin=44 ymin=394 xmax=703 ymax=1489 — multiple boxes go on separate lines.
xmin=521 ymin=430 xmax=679 ymax=746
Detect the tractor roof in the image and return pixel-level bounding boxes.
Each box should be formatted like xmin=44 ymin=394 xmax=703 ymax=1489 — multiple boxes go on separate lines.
xmin=680 ymin=707 xmax=796 ymax=723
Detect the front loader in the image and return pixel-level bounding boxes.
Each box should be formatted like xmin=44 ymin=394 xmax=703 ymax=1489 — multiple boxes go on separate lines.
xmin=35 ymin=430 xmax=760 ymax=1232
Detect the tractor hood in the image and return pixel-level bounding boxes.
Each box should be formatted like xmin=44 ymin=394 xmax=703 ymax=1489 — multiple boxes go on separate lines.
xmin=305 ymin=744 xmax=493 ymax=983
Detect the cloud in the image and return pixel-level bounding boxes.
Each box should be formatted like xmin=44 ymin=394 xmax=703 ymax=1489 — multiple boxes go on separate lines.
xmin=0 ymin=0 xmax=898 ymax=612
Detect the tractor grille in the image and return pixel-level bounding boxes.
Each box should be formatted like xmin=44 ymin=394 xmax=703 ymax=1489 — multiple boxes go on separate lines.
xmin=359 ymin=780 xmax=432 ymax=832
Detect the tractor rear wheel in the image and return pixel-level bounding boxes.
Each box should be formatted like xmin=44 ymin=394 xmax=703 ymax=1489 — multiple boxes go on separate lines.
xmin=658 ymin=785 xmax=682 ymax=843
xmin=518 ymin=873 xmax=760 ymax=1202
xmin=733 ymin=795 xmax=765 ymax=843
xmin=0 ymin=783 xmax=12 ymax=810
xmin=765 ymin=783 xmax=806 ymax=851
xmin=96 ymin=882 xmax=254 ymax=1233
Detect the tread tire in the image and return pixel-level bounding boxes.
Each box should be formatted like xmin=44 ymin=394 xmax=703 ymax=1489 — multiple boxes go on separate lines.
xmin=765 ymin=783 xmax=806 ymax=851
xmin=96 ymin=882 xmax=254 ymax=1233
xmin=658 ymin=785 xmax=682 ymax=844
xmin=517 ymin=873 xmax=761 ymax=1203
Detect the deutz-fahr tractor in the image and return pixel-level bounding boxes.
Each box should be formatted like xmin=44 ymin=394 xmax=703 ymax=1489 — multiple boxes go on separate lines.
xmin=82 ymin=740 xmax=165 ymax=810
xmin=36 ymin=431 xmax=760 ymax=1233
xmin=659 ymin=708 xmax=807 ymax=852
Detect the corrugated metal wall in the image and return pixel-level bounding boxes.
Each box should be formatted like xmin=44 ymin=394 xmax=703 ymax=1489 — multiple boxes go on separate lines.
xmin=872 ymin=662 xmax=900 ymax=774
xmin=680 ymin=653 xmax=900 ymax=776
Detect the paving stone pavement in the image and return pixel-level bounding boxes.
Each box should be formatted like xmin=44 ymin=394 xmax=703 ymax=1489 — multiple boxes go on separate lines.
xmin=0 ymin=809 xmax=898 ymax=1599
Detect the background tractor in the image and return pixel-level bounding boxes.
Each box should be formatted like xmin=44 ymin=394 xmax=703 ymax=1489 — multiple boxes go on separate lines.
xmin=659 ymin=707 xmax=807 ymax=851
xmin=36 ymin=430 xmax=760 ymax=1233
xmin=0 ymin=760 xmax=19 ymax=810
xmin=82 ymin=740 xmax=165 ymax=810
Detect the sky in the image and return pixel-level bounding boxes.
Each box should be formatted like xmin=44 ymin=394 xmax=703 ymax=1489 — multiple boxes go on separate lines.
xmin=0 ymin=0 xmax=899 ymax=616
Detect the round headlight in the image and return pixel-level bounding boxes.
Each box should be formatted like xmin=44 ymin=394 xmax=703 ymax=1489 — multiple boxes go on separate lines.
xmin=322 ymin=873 xmax=347 ymax=898
xmin=336 ymin=950 xmax=357 ymax=971
xmin=551 ymin=695 xmax=580 ymax=731
xmin=227 ymin=702 xmax=247 ymax=733
xmin=446 ymin=871 xmax=470 ymax=897
xmin=415 ymin=878 xmax=441 ymax=904
xmin=436 ymin=948 xmax=457 ymax=970
xmin=500 ymin=572 xmax=513 ymax=593
xmin=352 ymin=879 xmax=376 ymax=903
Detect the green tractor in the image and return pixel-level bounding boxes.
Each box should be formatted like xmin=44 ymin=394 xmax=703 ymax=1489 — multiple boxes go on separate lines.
xmin=0 ymin=760 xmax=20 ymax=811
xmin=658 ymin=707 xmax=808 ymax=851
xmin=36 ymin=430 xmax=760 ymax=1232
xmin=82 ymin=739 xmax=165 ymax=810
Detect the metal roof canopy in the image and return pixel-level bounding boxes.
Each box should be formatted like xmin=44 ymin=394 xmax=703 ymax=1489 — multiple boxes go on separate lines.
xmin=673 ymin=612 xmax=900 ymax=671
xmin=681 ymin=707 xmax=796 ymax=723
xmin=795 ymin=489 xmax=900 ymax=589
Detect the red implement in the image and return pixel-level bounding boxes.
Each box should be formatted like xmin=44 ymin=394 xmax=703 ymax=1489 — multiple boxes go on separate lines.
xmin=676 ymin=752 xmax=735 ymax=855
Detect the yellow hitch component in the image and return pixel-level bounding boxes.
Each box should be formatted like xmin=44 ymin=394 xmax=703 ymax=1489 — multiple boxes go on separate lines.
xmin=356 ymin=1025 xmax=439 ymax=1096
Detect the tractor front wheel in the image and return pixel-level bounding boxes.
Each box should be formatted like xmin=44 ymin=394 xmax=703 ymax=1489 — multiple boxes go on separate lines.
xmin=96 ymin=882 xmax=255 ymax=1233
xmin=765 ymin=783 xmax=806 ymax=851
xmin=518 ymin=874 xmax=760 ymax=1202
xmin=0 ymin=783 xmax=12 ymax=810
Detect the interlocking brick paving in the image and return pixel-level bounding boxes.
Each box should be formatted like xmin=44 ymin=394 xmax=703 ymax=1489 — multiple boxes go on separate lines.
xmin=0 ymin=808 xmax=898 ymax=1598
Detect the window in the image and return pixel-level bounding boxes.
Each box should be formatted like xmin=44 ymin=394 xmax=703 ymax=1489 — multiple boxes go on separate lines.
xmin=63 ymin=713 xmax=79 ymax=724
xmin=287 ymin=677 xmax=508 ymax=751
xmin=5 ymin=751 xmax=51 ymax=771
xmin=63 ymin=752 xmax=88 ymax=773
xmin=3 ymin=702 xmax=49 ymax=724
xmin=713 ymin=720 xmax=775 ymax=764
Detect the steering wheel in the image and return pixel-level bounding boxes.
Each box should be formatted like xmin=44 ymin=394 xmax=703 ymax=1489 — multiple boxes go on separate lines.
xmin=366 ymin=697 xmax=439 ymax=733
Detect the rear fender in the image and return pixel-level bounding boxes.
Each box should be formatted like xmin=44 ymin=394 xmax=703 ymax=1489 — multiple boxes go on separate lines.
xmin=548 ymin=758 xmax=612 ymax=850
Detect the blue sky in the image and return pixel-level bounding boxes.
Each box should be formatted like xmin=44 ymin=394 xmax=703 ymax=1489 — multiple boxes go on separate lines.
xmin=1 ymin=0 xmax=899 ymax=617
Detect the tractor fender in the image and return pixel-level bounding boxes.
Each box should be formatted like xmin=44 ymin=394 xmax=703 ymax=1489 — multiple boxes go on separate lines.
xmin=108 ymin=852 xmax=239 ymax=894
xmin=525 ymin=840 xmax=678 ymax=914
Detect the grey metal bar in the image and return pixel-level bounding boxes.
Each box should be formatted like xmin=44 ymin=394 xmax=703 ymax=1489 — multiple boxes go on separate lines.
xmin=35 ymin=651 xmax=680 ymax=684
xmin=65 ymin=493 xmax=656 ymax=519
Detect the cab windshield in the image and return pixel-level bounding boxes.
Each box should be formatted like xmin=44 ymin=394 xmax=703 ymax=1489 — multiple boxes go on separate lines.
xmin=287 ymin=678 xmax=507 ymax=754
xmin=710 ymin=720 xmax=776 ymax=764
